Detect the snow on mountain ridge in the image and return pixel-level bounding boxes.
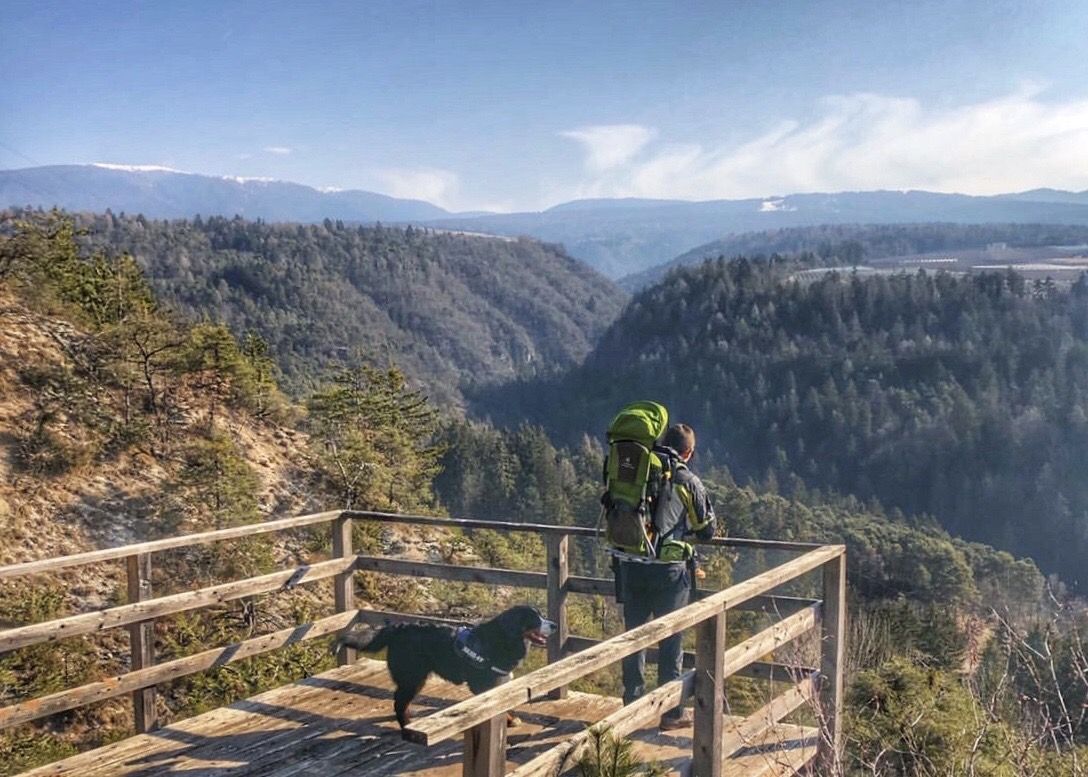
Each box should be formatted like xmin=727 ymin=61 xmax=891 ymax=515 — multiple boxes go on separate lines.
xmin=92 ymin=162 xmax=189 ymax=174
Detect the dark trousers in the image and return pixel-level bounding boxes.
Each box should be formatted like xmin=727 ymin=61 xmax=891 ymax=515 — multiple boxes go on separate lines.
xmin=619 ymin=561 xmax=691 ymax=720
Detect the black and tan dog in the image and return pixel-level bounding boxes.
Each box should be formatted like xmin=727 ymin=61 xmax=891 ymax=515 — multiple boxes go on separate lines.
xmin=335 ymin=605 xmax=555 ymax=730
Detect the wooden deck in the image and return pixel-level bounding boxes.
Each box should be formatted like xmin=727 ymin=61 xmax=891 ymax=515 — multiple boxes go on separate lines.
xmin=21 ymin=657 xmax=817 ymax=777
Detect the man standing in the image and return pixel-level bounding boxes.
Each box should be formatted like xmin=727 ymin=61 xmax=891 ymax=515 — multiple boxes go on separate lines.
xmin=618 ymin=423 xmax=716 ymax=730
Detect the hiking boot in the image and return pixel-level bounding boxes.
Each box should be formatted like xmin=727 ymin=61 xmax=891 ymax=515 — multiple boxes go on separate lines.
xmin=659 ymin=710 xmax=694 ymax=731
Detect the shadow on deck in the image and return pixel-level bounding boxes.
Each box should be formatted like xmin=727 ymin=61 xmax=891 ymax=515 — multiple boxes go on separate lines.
xmin=22 ymin=658 xmax=816 ymax=777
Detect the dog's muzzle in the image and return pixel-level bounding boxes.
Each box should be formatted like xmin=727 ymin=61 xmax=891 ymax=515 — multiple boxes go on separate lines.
xmin=525 ymin=618 xmax=558 ymax=645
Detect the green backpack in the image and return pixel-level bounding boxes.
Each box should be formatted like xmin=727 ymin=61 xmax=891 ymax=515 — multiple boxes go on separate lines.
xmin=601 ymin=401 xmax=673 ymax=557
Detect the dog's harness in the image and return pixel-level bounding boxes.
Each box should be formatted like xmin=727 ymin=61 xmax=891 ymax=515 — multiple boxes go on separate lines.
xmin=453 ymin=627 xmax=511 ymax=677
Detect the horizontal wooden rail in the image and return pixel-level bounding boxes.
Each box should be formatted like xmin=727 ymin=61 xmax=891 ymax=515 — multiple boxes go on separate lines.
xmin=0 ymin=510 xmax=343 ymax=580
xmin=0 ymin=611 xmax=356 ymax=729
xmin=353 ymin=609 xmax=466 ymax=630
xmin=354 ymin=562 xmax=821 ymax=611
xmin=355 ymin=556 xmax=546 ymax=589
xmin=567 ymin=572 xmax=816 ymax=608
xmin=0 ymin=510 xmax=823 ymax=583
xmin=722 ymin=604 xmax=820 ymax=679
xmin=723 ymin=674 xmax=818 ymax=759
xmin=0 ymin=557 xmax=354 ymax=653
xmin=345 ymin=510 xmax=824 ymax=551
xmin=352 ymin=611 xmax=818 ymax=687
xmin=404 ymin=544 xmax=842 ymax=746
xmin=562 ymin=635 xmax=818 ymax=682
xmin=509 ymin=672 xmax=696 ymax=777
xmin=0 ymin=498 xmax=841 ymax=775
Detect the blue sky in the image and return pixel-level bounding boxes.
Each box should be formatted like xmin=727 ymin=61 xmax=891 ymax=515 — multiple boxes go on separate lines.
xmin=3 ymin=0 xmax=1088 ymax=211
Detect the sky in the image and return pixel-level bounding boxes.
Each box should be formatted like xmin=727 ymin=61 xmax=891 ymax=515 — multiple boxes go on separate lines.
xmin=3 ymin=0 xmax=1088 ymax=212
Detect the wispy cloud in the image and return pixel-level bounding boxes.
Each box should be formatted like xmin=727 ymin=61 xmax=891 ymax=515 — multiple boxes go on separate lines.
xmin=379 ymin=167 xmax=460 ymax=209
xmin=263 ymin=146 xmax=293 ymax=155
xmin=561 ymin=124 xmax=655 ymax=172
xmin=564 ymin=88 xmax=1088 ymax=201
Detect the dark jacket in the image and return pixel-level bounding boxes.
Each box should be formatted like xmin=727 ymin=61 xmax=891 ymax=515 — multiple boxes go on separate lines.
xmin=655 ymin=462 xmax=716 ymax=546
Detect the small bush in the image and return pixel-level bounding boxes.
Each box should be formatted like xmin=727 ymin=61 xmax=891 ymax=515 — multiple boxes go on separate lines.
xmin=15 ymin=428 xmax=92 ymax=476
xmin=0 ymin=729 xmax=78 ymax=777
xmin=578 ymin=727 xmax=666 ymax=777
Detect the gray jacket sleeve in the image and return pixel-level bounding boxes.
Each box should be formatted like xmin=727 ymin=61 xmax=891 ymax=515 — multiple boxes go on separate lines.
xmin=677 ymin=469 xmax=716 ymax=540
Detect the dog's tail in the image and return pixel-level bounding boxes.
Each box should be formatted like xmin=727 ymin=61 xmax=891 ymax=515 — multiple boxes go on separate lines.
xmin=331 ymin=625 xmax=394 ymax=655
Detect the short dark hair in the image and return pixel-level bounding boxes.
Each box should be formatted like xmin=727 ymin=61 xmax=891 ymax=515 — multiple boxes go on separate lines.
xmin=663 ymin=424 xmax=696 ymax=455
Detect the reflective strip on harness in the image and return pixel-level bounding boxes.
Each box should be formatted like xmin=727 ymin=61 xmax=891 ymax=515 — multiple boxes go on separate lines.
xmin=454 ymin=627 xmax=511 ymax=677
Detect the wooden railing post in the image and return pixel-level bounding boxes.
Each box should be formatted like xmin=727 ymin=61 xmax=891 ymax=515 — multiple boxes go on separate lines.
xmin=125 ymin=552 xmax=156 ymax=733
xmin=332 ymin=512 xmax=356 ymax=666
xmin=463 ymin=714 xmax=506 ymax=777
xmin=545 ymin=533 xmax=569 ymax=699
xmin=818 ymin=551 xmax=846 ymax=771
xmin=693 ymin=610 xmax=726 ymax=777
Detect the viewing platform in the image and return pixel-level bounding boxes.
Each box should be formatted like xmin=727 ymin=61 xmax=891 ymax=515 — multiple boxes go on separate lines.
xmin=1 ymin=511 xmax=845 ymax=777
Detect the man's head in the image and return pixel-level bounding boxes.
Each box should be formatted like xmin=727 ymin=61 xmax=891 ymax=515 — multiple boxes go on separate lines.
xmin=663 ymin=423 xmax=696 ymax=462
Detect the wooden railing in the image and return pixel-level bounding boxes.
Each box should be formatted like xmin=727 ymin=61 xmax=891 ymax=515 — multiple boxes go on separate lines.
xmin=0 ymin=510 xmax=845 ymax=777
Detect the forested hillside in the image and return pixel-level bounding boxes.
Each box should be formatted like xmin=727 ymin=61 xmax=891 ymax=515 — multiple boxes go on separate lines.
xmin=624 ymin=222 xmax=1088 ymax=289
xmin=3 ymin=209 xmax=624 ymax=406
xmin=477 ymin=257 xmax=1088 ymax=589
xmin=2 ymin=217 xmax=1086 ymax=773
xmin=0 ymin=217 xmax=453 ymax=771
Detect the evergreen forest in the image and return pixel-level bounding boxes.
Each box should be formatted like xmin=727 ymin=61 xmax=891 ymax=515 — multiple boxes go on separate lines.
xmin=480 ymin=257 xmax=1088 ymax=590
xmin=2 ymin=214 xmax=1088 ymax=774
xmin=5 ymin=209 xmax=624 ymax=406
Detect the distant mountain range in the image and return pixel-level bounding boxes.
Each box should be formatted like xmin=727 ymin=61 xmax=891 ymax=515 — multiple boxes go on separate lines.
xmin=0 ymin=164 xmax=452 ymax=223
xmin=432 ymin=190 xmax=1088 ymax=279
xmin=5 ymin=164 xmax=1088 ymax=279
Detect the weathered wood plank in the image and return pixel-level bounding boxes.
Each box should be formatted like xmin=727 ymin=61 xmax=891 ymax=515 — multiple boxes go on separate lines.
xmin=722 ymin=675 xmax=816 ymax=758
xmin=0 ymin=557 xmax=355 ymax=653
xmin=17 ymin=659 xmax=393 ymax=777
xmin=546 ymin=534 xmax=569 ymax=700
xmin=1 ymin=509 xmax=824 ymax=584
xmin=564 ymin=634 xmax=817 ymax=683
xmin=354 ymin=555 xmax=546 ymax=589
xmin=19 ymin=655 xmax=819 ymax=777
xmin=0 ymin=610 xmax=358 ymax=729
xmin=463 ymin=714 xmax=506 ymax=777
xmin=353 ymin=608 xmax=467 ymax=629
xmin=343 ymin=511 xmax=825 ymax=551
xmin=0 ymin=510 xmax=343 ymax=580
xmin=722 ymin=605 xmax=820 ymax=680
xmin=564 ymin=575 xmax=613 ymax=597
xmin=693 ymin=611 xmax=726 ymax=777
xmin=734 ymin=661 xmax=818 ymax=684
xmin=332 ymin=514 xmax=356 ymax=666
xmin=509 ymin=672 xmax=695 ymax=777
xmin=156 ymin=662 xmax=396 ymax=775
xmin=817 ymin=551 xmax=846 ymax=771
xmin=721 ymin=722 xmax=818 ymax=777
xmin=564 ymin=573 xmax=817 ymax=616
xmin=125 ymin=553 xmax=156 ymax=733
xmin=403 ymin=545 xmax=841 ymax=746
